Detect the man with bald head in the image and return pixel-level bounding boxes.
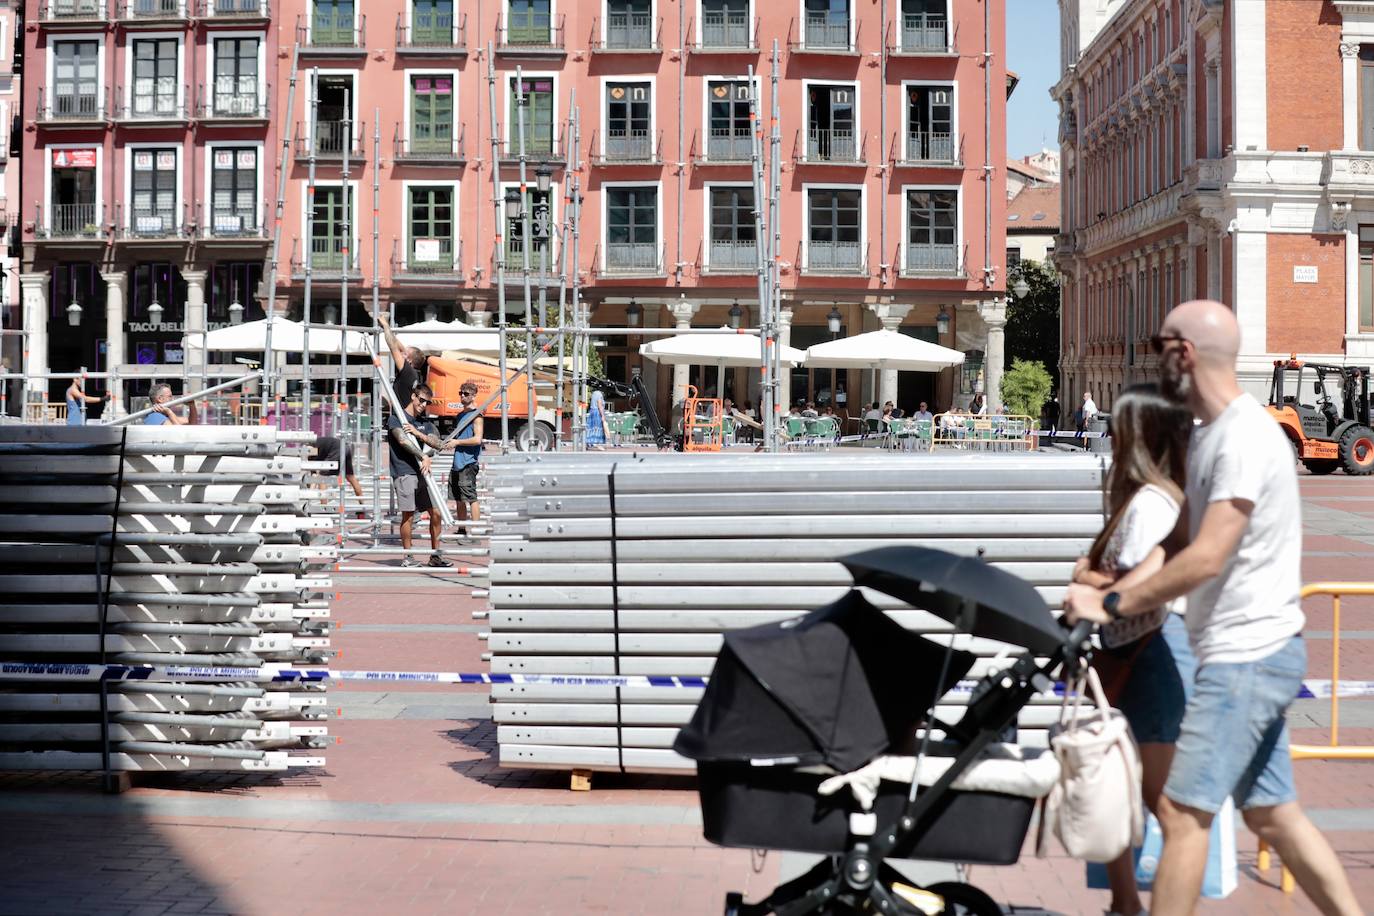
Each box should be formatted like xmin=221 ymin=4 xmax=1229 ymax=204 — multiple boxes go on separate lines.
xmin=1067 ymin=301 xmax=1361 ymax=915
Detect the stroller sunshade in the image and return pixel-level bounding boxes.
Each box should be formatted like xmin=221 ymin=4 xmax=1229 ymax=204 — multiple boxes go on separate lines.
xmin=674 ymin=590 xmax=974 ymax=773
xmin=842 ymin=546 xmax=1067 ymax=656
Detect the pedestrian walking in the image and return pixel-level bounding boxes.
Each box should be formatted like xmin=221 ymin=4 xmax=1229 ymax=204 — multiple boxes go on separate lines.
xmin=1065 ymin=300 xmax=1362 ymax=916
xmin=386 ymin=383 xmax=452 ymax=569
xmin=1077 ymin=390 xmax=1098 ymax=434
xmin=447 ymin=380 xmax=484 ymax=545
xmin=65 ymin=376 xmax=106 ymax=426
xmin=586 ymin=388 xmax=609 ymax=449
xmin=1069 ymin=384 xmax=1195 ymax=916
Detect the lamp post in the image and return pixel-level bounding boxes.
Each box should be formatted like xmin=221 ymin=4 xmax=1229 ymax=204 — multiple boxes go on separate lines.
xmin=936 ymin=304 xmax=951 ymax=337
xmin=1012 ymin=275 xmax=1030 ymax=300
xmin=67 ymin=300 xmax=82 ymax=328
xmin=228 ymin=280 xmax=244 ymax=326
xmin=148 ymin=297 xmax=163 ymax=328
xmin=626 ymin=298 xmax=641 ymax=328
xmin=728 ymin=300 xmax=743 ymax=330
xmin=534 ymin=162 xmax=553 ymax=330
xmin=826 ymin=305 xmax=842 ymax=408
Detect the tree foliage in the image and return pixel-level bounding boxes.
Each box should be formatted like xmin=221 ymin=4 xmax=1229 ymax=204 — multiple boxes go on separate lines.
xmin=1005 ymin=259 xmax=1061 ymax=373
xmin=1000 ymin=358 xmax=1053 ymax=419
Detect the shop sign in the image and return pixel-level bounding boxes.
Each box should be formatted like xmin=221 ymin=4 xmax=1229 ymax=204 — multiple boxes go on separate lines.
xmin=127 ymin=320 xmax=238 ymax=333
xmin=1293 ymin=265 xmax=1318 ymax=284
xmin=52 ymin=148 xmax=97 ymax=168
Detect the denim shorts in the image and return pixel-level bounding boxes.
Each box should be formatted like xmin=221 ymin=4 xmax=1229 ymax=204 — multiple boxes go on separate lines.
xmin=1117 ymin=614 xmax=1196 ymax=744
xmin=1163 ymin=635 xmax=1305 ymax=813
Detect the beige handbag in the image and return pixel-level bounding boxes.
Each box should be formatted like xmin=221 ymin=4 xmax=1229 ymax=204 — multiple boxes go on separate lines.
xmin=1037 ymin=667 xmax=1144 ymax=863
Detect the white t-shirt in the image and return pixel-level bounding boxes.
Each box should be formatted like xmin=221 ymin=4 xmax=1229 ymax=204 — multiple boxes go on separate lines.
xmin=1184 ymin=393 xmax=1304 ymax=665
xmin=1083 ymin=397 xmax=1098 ymax=419
xmin=1099 ymin=484 xmax=1183 ymax=648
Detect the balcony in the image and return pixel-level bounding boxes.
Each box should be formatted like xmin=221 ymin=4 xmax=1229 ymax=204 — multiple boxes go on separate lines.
xmin=37 ymin=0 xmax=109 ymax=27
xmin=800 ymin=128 xmax=865 ymax=166
xmin=114 ymin=89 xmax=189 ymax=125
xmin=689 ymin=11 xmax=755 ymax=52
xmin=500 ymin=127 xmax=565 ymax=165
xmin=392 ymin=239 xmax=464 ymax=283
xmin=35 ymin=88 xmax=108 ymax=127
xmin=395 ymin=11 xmax=467 ymax=55
xmin=591 ymin=129 xmax=661 ymax=166
xmin=892 ymin=13 xmax=951 ymax=55
xmin=116 ymin=0 xmax=188 ymax=26
xmin=392 ymin=125 xmax=466 ymax=165
xmin=591 ymin=13 xmax=659 ymax=53
xmin=496 ymin=240 xmax=559 ymax=280
xmin=195 ymin=0 xmax=269 ymax=22
xmin=704 ymin=238 xmax=758 ymax=274
xmin=790 ymin=14 xmax=857 ymax=54
xmin=694 ymin=131 xmax=754 ymax=165
xmin=895 ymin=130 xmax=960 ymax=167
xmin=296 ymin=120 xmax=367 ymax=162
xmin=196 ymin=84 xmax=269 ymax=122
xmin=900 ymin=243 xmax=963 ymax=278
xmin=200 ymin=205 xmax=268 ymax=243
xmin=496 ymin=13 xmax=566 ymax=57
xmin=119 ymin=206 xmax=186 ymax=242
xmin=298 ymin=13 xmax=367 ymax=57
xmin=290 ymin=238 xmax=362 ymax=281
xmin=604 ymin=242 xmax=662 ymax=276
xmin=37 ymin=203 xmax=104 ymax=241
xmin=803 ymin=240 xmax=864 ymax=275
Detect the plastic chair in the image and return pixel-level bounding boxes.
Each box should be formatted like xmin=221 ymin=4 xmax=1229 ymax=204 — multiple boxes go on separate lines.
xmin=721 ymin=416 xmax=737 ymax=445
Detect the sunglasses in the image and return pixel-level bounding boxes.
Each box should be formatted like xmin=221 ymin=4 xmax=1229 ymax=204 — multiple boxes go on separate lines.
xmin=1149 ymin=333 xmax=1189 ymax=354
xmin=415 ymin=397 xmax=432 ymax=406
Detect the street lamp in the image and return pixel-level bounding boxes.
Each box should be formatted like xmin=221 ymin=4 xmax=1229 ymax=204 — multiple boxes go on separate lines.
xmin=66 ymin=299 xmax=82 ymax=328
xmin=424 ymin=305 xmax=438 ymax=323
xmin=826 ymin=306 xmax=843 ymax=335
xmin=626 ymin=299 xmax=641 ymax=328
xmin=148 ymin=297 xmax=164 ymax=328
xmin=228 ymin=298 xmax=244 ymax=325
xmin=535 ymin=163 xmax=553 ymax=194
xmin=323 ymin=304 xmax=339 ymax=326
xmin=728 ymin=300 xmax=743 ymax=330
xmin=936 ymin=305 xmax=951 ymax=337
xmin=1012 ymin=276 xmax=1030 ymax=300
xmin=504 ymin=188 xmax=522 ymax=221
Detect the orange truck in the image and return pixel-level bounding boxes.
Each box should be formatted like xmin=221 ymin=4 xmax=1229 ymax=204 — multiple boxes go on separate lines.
xmin=424 ymin=355 xmax=560 ymax=450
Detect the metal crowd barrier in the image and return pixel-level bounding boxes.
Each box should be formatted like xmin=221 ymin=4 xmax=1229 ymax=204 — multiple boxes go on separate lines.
xmin=479 ymin=450 xmax=1107 ymax=786
xmin=929 ymin=413 xmax=1037 ymax=452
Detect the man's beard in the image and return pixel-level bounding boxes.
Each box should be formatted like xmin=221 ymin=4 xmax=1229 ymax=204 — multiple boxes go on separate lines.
xmin=1159 ymin=356 xmax=1192 ymax=403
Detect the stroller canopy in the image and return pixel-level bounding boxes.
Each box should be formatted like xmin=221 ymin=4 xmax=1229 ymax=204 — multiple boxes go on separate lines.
xmin=674 ymin=590 xmax=974 ymax=773
xmin=841 ymin=546 xmax=1066 ymax=655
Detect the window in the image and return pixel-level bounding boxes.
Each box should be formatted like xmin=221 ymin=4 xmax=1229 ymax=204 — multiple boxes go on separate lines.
xmin=49 ymin=147 xmax=99 ymax=237
xmin=807 ymin=187 xmax=862 ymax=271
xmin=132 ymin=264 xmax=186 ymax=324
xmin=51 ymin=41 xmax=100 ymax=118
xmin=407 ymin=186 xmax=455 ymax=268
xmin=505 ymin=186 xmax=553 ymax=266
xmin=605 ymin=185 xmax=659 ymax=272
xmin=900 ymin=0 xmax=946 ymax=51
xmin=960 ymin=349 xmax=984 ymax=395
xmin=1361 ymin=47 xmax=1374 ymax=151
xmin=131 ymin=148 xmax=178 ymax=235
xmin=210 ymin=148 xmax=258 ymax=235
xmin=313 ymin=74 xmax=355 ymax=155
xmin=1360 ymin=228 xmax=1374 ymax=332
xmin=311 ymin=0 xmax=356 ymax=45
xmin=1006 ymin=247 xmax=1021 ymax=269
xmin=905 ymin=84 xmax=954 ymax=162
xmin=606 ymin=0 xmax=651 ymax=49
xmin=411 ymin=0 xmax=455 ymax=45
xmin=509 ymin=76 xmax=554 ymax=154
xmin=803 ymin=0 xmax=849 ymax=49
xmin=905 ymin=188 xmax=958 ymax=273
xmin=507 ymin=0 xmax=552 ymax=44
xmin=701 ymin=0 xmax=749 ymax=48
xmin=213 ymin=37 xmax=259 ymax=115
xmin=708 ymin=185 xmax=756 ymax=270
xmin=807 ymin=83 xmax=857 ymax=162
xmin=309 ymin=185 xmax=353 ymax=269
xmin=605 ymin=82 xmax=652 ymax=161
xmin=411 ymin=75 xmax=454 ymax=153
xmin=706 ymin=79 xmax=752 ymax=161
xmin=131 ymin=39 xmax=178 ymax=117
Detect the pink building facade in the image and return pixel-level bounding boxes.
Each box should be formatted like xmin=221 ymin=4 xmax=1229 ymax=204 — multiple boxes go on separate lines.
xmin=0 ymin=0 xmax=20 ymax=410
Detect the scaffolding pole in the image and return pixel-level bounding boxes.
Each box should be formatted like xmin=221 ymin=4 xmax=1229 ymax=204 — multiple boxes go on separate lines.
xmin=370 ymin=114 xmax=382 ymax=546
xmin=768 ymin=42 xmax=784 ymax=453
xmin=339 ymin=94 xmax=353 ymax=443
xmin=302 ymin=68 xmax=319 ymax=435
xmin=487 ymin=42 xmax=511 ymax=448
xmin=553 ymin=93 xmax=573 ymax=450
xmin=748 ymin=63 xmax=771 ymax=453
xmin=263 ymin=45 xmax=303 ymax=421
xmin=571 ymin=104 xmax=585 ymax=452
xmin=514 ymin=66 xmax=536 ymax=448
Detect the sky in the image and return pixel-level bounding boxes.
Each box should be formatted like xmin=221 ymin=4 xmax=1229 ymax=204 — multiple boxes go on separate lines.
xmin=1006 ymin=0 xmax=1063 ymax=160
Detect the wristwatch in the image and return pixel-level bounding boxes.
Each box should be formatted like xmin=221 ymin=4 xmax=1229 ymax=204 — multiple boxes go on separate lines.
xmin=1102 ymin=591 xmax=1123 ymax=621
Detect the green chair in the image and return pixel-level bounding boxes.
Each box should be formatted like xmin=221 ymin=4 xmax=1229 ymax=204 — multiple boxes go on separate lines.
xmin=722 ymin=416 xmax=737 ymax=445
xmin=784 ymin=417 xmax=806 ymax=445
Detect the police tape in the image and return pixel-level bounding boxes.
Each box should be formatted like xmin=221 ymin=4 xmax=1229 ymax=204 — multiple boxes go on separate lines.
xmin=0 ymin=662 xmax=1363 ymax=700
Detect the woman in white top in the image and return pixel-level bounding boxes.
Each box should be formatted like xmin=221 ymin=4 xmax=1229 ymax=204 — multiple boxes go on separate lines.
xmin=1071 ymin=384 xmax=1196 ymax=916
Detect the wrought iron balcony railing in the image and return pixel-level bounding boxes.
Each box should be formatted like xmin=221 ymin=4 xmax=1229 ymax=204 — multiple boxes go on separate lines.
xmin=392 ymin=238 xmax=464 ymax=279
xmin=901 ymin=130 xmax=958 ymax=165
xmin=38 ymin=0 xmax=109 ymax=24
xmin=298 ymin=11 xmax=366 ymax=51
xmin=38 ymin=202 xmax=102 ymax=239
xmin=695 ymin=10 xmax=752 ymax=50
xmin=196 ymin=0 xmax=269 ymax=18
xmin=593 ymin=11 xmax=657 ymax=51
xmin=805 ymin=240 xmax=864 ymax=273
xmin=899 ymin=13 xmax=948 ymax=52
xmin=804 ymin=127 xmax=860 ymax=164
xmin=196 ymin=82 xmax=269 ymax=120
xmin=116 ymin=0 xmax=187 ymax=21
xmin=393 ymin=124 xmax=466 ymax=163
xmin=702 ymin=130 xmax=754 ymax=163
xmin=36 ymin=88 xmax=107 ymax=123
xmin=395 ymin=10 xmax=467 ymax=52
xmin=604 ymin=241 xmax=661 ymax=274
xmin=902 ymin=242 xmax=962 ymax=276
xmin=496 ymin=12 xmax=566 ymax=54
xmin=706 ymin=238 xmax=758 ymax=273
xmin=122 ymin=205 xmax=184 ymax=239
xmin=296 ymin=119 xmax=367 ymax=161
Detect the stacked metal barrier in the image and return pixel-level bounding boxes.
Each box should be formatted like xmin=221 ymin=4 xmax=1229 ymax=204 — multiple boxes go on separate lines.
xmin=0 ymin=425 xmax=336 ymax=775
xmin=482 ymin=451 xmax=1108 ymax=775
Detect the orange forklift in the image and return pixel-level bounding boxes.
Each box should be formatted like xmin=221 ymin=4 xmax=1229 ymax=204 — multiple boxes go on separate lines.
xmin=1266 ymin=357 xmax=1374 ymax=475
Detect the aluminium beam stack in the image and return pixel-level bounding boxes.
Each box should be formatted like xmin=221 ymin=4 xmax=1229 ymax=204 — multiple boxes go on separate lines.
xmin=482 ymin=451 xmax=1107 ymax=776
xmin=0 ymin=425 xmax=337 ymax=775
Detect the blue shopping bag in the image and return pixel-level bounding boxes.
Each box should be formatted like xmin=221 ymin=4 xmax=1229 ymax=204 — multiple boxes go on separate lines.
xmin=1085 ymin=799 xmax=1237 ymax=899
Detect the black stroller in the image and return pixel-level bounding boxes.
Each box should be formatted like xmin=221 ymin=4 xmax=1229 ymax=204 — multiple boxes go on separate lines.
xmin=674 ymin=547 xmax=1094 ymax=916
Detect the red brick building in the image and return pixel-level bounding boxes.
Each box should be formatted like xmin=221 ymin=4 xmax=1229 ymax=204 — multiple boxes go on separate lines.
xmin=1053 ymin=0 xmax=1374 ymax=408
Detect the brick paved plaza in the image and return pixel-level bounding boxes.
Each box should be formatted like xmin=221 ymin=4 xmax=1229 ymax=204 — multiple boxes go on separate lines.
xmin=2 ymin=474 xmax=1373 ymax=916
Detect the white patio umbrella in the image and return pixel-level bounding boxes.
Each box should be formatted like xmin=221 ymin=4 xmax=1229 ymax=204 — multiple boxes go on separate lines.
xmin=186 ymin=315 xmax=369 ymax=354
xmin=395 ymin=319 xmax=504 ymax=354
xmin=639 ymin=327 xmax=806 ymax=397
xmin=803 ymin=329 xmax=965 ymax=372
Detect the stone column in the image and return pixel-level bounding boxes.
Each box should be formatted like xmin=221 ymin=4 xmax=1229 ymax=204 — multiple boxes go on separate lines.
xmin=465 ymin=309 xmax=492 ymax=328
xmin=866 ymin=302 xmax=914 ymax=407
xmin=1342 ymin=42 xmax=1360 ymax=151
xmin=101 ymin=271 xmax=129 ymax=416
xmin=667 ymin=297 xmax=700 ymax=407
xmin=775 ymin=307 xmax=795 ymax=410
xmin=977 ymin=299 xmax=1008 ymax=413
xmin=19 ymin=272 xmax=49 ymax=413
xmin=777 ymin=307 xmax=795 ymax=351
xmin=182 ymin=269 xmax=207 ymax=389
